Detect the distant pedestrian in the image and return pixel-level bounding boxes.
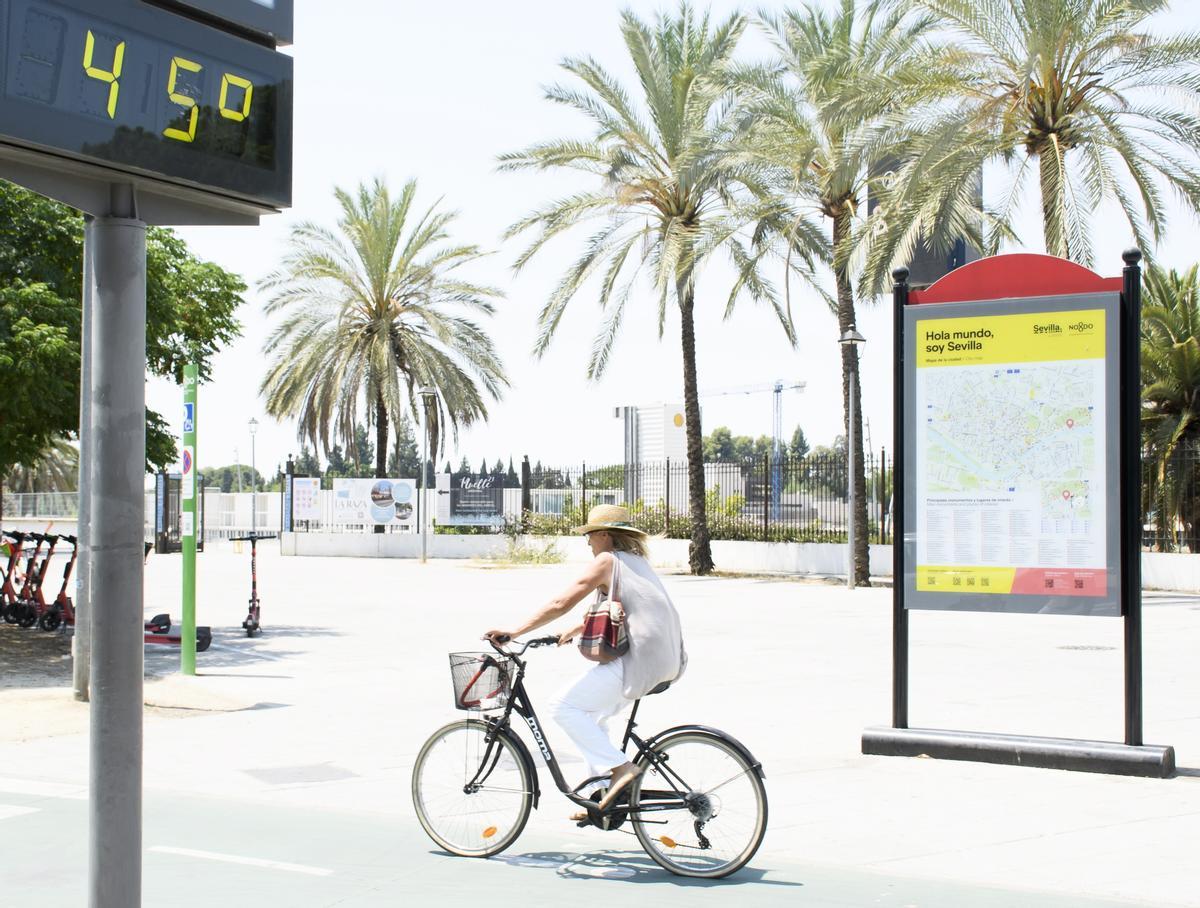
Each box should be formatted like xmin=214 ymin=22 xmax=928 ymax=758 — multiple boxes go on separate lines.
xmin=485 ymin=504 xmax=686 ymax=819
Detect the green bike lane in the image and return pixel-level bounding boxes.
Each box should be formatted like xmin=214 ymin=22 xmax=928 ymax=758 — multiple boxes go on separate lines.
xmin=0 ymin=787 xmax=1163 ymax=908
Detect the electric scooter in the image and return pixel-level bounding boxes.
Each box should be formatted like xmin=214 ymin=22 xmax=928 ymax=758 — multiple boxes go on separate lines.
xmin=143 ymin=612 xmax=212 ymax=652
xmin=38 ymin=535 xmax=78 ymax=632
xmin=230 ymin=533 xmax=275 ymax=636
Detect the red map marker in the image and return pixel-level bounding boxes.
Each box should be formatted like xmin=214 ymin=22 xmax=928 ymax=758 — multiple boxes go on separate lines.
xmin=1066 ymin=418 xmax=1075 ymax=428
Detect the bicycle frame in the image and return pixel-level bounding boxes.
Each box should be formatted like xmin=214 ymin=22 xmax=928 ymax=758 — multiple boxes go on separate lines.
xmin=473 ymin=652 xmax=700 ymax=825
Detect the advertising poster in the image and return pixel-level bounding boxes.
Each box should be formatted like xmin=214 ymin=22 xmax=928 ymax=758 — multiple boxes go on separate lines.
xmin=904 ymin=293 xmax=1121 ymax=615
xmin=292 ymin=477 xmax=322 ymax=521
xmin=331 ymin=478 xmax=417 ymax=526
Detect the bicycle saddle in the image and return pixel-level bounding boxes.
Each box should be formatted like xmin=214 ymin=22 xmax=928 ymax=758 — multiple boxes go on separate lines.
xmin=646 ymin=681 xmax=671 ymax=696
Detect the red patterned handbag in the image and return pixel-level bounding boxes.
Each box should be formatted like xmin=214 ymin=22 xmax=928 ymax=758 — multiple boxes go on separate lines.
xmin=578 ymin=556 xmax=629 ymax=664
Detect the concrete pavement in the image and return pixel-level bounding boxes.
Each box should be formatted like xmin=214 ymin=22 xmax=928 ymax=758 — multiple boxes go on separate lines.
xmin=1 ymin=545 xmax=1198 ymax=906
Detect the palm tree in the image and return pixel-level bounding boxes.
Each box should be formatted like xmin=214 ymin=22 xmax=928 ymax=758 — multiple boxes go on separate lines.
xmin=260 ymin=178 xmax=508 ymax=483
xmin=738 ymin=0 xmax=967 ymax=583
xmin=500 ymin=4 xmax=817 ymax=575
xmin=882 ymin=0 xmax=1200 ymax=268
xmin=1141 ymin=263 xmax=1200 ymax=549
xmin=3 ymin=435 xmax=79 ymax=493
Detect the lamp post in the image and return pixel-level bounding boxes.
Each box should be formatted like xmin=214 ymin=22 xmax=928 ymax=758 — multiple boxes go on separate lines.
xmin=839 ymin=325 xmax=866 ymax=589
xmin=248 ymin=418 xmax=258 ymax=535
xmin=418 ymin=387 xmax=437 ymax=563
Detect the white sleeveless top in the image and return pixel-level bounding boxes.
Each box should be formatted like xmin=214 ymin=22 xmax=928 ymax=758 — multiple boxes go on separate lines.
xmin=601 ymin=551 xmax=687 ymax=699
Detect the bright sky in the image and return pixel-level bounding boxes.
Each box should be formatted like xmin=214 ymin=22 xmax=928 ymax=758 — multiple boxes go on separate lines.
xmin=149 ymin=0 xmax=1200 ymax=478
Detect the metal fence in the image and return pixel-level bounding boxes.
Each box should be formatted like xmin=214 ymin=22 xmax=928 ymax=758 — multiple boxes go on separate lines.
xmin=13 ymin=443 xmax=1200 ymax=551
xmin=1142 ymin=445 xmax=1200 ymax=553
xmin=526 ymin=452 xmax=893 ymax=544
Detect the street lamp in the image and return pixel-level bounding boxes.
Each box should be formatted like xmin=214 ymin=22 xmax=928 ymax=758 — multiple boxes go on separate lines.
xmin=418 ymin=387 xmax=437 ymax=563
xmin=248 ymin=417 xmax=258 ymax=536
xmin=839 ymin=325 xmax=866 ymax=589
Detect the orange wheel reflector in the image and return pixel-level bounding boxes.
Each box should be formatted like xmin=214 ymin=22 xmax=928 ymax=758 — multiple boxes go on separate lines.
xmin=659 ymin=836 xmax=677 ymax=849
xmin=482 ymin=826 xmax=498 ymax=838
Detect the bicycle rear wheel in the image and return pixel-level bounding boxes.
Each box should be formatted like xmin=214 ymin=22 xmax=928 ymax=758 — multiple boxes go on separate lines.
xmin=412 ymin=719 xmax=533 ymax=858
xmin=630 ymin=731 xmax=767 ymax=878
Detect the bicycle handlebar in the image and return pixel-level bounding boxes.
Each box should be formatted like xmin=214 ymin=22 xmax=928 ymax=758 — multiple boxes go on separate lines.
xmin=485 ymin=634 xmax=561 ymax=656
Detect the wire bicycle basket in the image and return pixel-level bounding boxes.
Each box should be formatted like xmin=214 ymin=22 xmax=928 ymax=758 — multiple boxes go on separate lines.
xmin=449 ymin=652 xmax=513 ymax=711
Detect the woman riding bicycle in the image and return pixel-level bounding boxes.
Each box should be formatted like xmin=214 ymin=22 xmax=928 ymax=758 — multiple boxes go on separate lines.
xmin=485 ymin=504 xmax=686 ymax=819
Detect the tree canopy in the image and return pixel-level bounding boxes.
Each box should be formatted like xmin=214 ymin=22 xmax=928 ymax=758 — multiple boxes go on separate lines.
xmin=0 ymin=181 xmax=245 ymax=474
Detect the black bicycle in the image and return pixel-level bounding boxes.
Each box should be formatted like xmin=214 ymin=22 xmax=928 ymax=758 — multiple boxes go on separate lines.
xmin=411 ymin=635 xmax=768 ymax=878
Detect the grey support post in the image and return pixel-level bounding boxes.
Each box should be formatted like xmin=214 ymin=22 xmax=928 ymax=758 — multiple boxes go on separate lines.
xmin=74 ymin=216 xmax=94 ymax=702
xmin=88 ymin=184 xmax=146 ymax=908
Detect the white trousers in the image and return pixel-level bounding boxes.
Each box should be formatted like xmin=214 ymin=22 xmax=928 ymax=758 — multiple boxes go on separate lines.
xmin=548 ymin=660 xmax=630 ymax=783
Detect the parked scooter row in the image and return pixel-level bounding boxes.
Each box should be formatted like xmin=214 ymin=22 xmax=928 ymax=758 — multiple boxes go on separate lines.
xmin=0 ymin=530 xmax=78 ymax=632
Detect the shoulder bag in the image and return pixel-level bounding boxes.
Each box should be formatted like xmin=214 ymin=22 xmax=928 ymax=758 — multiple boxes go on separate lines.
xmin=578 ymin=554 xmax=629 ymax=664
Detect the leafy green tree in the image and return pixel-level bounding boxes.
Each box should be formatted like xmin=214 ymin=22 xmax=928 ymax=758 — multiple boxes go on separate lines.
xmin=351 ymin=423 xmax=374 ymax=477
xmin=877 ymin=0 xmax=1200 ymax=268
xmin=737 ymin=2 xmax=956 ymax=583
xmin=294 ymin=445 xmax=322 ymax=477
xmin=703 ymin=427 xmax=736 ymax=461
xmin=386 ymin=414 xmax=420 ymax=477
xmin=506 ymin=458 xmax=519 ymax=486
xmin=0 ymin=285 xmax=79 ymax=479
xmin=789 ymin=425 xmax=810 ymax=460
xmin=260 ymin=178 xmax=509 ymax=480
xmin=500 ymin=5 xmax=810 ymax=575
xmin=1142 ymin=264 xmax=1200 ymax=548
xmin=326 ymin=444 xmax=350 ymax=476
xmin=204 ymin=464 xmax=265 ymax=493
xmin=0 ymin=181 xmax=245 ymax=471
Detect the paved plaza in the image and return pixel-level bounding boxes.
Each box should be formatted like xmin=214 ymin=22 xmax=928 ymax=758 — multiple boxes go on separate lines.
xmin=1 ymin=545 xmax=1198 ymax=906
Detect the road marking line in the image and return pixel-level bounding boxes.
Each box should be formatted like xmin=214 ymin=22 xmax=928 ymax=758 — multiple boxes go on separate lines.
xmin=0 ymin=778 xmax=87 ymax=800
xmin=150 ymin=846 xmax=333 ymax=876
xmin=0 ymin=805 xmax=40 ymax=821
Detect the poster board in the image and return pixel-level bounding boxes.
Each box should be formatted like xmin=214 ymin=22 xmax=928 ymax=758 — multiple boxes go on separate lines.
xmin=331 ymin=478 xmax=417 ymax=527
xmin=903 ymin=292 xmax=1121 ymax=616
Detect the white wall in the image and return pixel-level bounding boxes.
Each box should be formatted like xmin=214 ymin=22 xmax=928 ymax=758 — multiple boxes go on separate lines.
xmin=278 ymin=535 xmax=1200 ymax=594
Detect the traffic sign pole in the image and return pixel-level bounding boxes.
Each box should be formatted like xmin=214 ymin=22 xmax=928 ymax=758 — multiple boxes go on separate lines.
xmin=181 ymin=364 xmax=198 ymax=675
xmin=87 ymin=187 xmax=146 ymax=908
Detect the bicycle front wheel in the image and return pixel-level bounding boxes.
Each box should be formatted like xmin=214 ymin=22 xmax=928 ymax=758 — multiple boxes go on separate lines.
xmin=630 ymin=731 xmax=767 ymax=878
xmin=412 ymin=719 xmax=534 ymax=858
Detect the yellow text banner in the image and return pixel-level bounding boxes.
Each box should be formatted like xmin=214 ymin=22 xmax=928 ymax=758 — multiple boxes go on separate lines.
xmin=916 ymin=309 xmax=1105 ymax=368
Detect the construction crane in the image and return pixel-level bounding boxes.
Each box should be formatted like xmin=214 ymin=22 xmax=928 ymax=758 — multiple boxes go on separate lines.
xmin=699 ymin=380 xmax=806 ymax=518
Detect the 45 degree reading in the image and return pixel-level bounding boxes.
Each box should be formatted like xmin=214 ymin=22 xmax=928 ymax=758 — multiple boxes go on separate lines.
xmin=81 ymin=33 xmax=256 ymax=145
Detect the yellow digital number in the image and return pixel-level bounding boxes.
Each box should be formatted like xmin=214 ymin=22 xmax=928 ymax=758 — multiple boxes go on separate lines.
xmin=83 ymin=30 xmax=125 ymax=118
xmin=163 ymin=56 xmax=202 ymax=143
xmin=219 ymin=73 xmax=253 ymax=122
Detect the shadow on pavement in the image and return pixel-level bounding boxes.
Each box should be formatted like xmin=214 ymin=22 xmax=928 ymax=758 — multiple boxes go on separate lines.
xmin=0 ymin=623 xmax=73 ymax=690
xmin=144 ymin=624 xmax=343 ymax=678
xmin=455 ymin=848 xmax=802 ymax=888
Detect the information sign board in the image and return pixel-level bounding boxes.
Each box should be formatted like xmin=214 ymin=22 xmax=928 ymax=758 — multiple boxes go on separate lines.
xmin=0 ymin=0 xmax=292 ymax=210
xmin=291 ymin=476 xmax=320 ymax=521
xmin=903 ymin=292 xmax=1121 ymax=615
xmin=331 ymin=478 xmax=417 ymax=527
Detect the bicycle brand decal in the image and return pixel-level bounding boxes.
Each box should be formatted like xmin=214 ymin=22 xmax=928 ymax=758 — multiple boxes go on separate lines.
xmin=523 ymin=715 xmax=553 ymax=763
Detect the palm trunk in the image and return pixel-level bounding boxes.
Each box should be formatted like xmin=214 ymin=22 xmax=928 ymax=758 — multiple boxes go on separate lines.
xmin=679 ymin=281 xmax=713 ymax=575
xmin=374 ymin=392 xmax=388 ymax=534
xmin=1038 ymin=146 xmax=1068 ymax=260
xmin=833 ymin=209 xmax=870 ymax=586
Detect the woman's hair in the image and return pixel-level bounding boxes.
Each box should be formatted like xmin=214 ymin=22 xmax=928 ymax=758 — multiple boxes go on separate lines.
xmin=608 ymin=529 xmax=649 ymax=558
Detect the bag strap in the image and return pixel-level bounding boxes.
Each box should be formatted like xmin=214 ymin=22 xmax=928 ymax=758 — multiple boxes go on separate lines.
xmin=608 ymin=552 xmax=620 ymax=602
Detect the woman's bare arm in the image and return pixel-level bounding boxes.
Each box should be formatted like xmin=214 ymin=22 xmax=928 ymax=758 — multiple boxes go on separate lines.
xmin=484 ymin=552 xmax=612 ymax=641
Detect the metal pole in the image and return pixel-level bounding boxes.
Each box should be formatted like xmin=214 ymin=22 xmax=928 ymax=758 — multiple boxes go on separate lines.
xmin=1121 ymin=249 xmax=1143 ymax=746
xmin=251 ymin=433 xmax=257 ymax=536
xmin=181 ymin=364 xmax=198 ymax=676
xmin=847 ymin=368 xmax=856 ymax=590
xmin=88 ymin=185 xmax=145 ymax=908
xmin=73 ymin=216 xmax=95 ymax=702
xmin=892 ymin=268 xmax=910 ymax=729
xmin=420 ymin=414 xmax=429 ymax=563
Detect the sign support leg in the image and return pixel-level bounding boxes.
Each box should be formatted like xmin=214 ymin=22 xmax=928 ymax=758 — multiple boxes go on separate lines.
xmin=891 ymin=268 xmax=910 ymax=728
xmin=88 ymin=185 xmax=146 ymax=908
xmin=1121 ymin=249 xmax=1143 ymax=746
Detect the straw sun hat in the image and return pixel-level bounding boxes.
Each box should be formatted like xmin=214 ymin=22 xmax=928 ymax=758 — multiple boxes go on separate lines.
xmin=573 ymin=504 xmax=648 ymax=537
